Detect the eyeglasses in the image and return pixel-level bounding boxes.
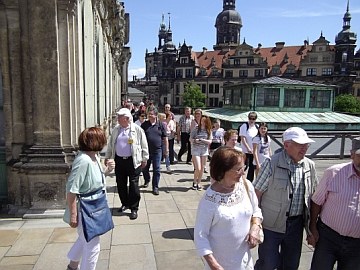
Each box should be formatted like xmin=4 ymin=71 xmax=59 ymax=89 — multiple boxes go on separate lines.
xmin=230 ymin=165 xmax=246 ymax=174
xmin=249 ymin=117 xmax=256 ymax=120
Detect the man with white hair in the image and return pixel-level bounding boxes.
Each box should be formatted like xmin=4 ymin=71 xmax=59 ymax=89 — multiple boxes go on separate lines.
xmin=253 ymin=127 xmax=318 ymax=270
xmin=105 ymin=108 xmax=149 ymax=220
xmin=308 ymin=137 xmax=360 ymax=269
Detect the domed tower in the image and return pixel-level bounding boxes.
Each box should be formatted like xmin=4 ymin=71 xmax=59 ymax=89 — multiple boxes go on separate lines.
xmin=214 ymin=0 xmax=242 ymax=50
xmin=334 ymin=0 xmax=357 ymax=76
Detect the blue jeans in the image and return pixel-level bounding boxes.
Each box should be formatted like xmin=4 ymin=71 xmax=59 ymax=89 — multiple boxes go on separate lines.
xmin=255 ymin=216 xmax=304 ymax=270
xmin=143 ymin=149 xmax=162 ymax=190
xmin=311 ymin=219 xmax=360 ymax=270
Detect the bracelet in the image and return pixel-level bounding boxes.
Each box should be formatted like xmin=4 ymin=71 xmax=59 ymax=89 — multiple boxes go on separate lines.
xmin=251 ymin=223 xmax=263 ymax=229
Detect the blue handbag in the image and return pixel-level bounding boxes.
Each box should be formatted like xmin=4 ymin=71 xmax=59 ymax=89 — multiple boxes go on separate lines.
xmin=78 ymin=169 xmax=114 ymax=242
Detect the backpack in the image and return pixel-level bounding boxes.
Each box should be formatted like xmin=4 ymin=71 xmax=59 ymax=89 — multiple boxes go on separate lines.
xmin=237 ymin=122 xmax=259 ymax=143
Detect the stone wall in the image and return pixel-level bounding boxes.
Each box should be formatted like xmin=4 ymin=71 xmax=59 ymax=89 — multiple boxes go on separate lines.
xmin=0 ymin=0 xmax=130 ymax=209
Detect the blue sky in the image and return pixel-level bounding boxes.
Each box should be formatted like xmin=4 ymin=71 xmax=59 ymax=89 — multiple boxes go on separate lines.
xmin=124 ymin=0 xmax=360 ymax=80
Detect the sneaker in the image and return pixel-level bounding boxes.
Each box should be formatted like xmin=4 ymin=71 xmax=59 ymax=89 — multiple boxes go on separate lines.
xmin=197 ymin=185 xmax=203 ymax=191
xmin=191 ymin=182 xmax=197 ymax=190
xmin=166 ymin=167 xmax=172 ymax=173
xmin=204 ymin=168 xmax=208 ymax=173
xmin=153 ymin=188 xmax=159 ymax=195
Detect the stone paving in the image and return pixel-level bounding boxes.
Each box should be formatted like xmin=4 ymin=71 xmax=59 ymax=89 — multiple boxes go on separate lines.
xmin=0 ymin=156 xmax=348 ymax=270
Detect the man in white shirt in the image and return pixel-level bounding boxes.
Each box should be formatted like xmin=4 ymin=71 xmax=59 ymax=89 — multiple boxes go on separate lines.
xmin=239 ymin=111 xmax=258 ymax=181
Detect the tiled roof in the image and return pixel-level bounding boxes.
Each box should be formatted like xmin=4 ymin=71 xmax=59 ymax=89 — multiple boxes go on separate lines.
xmin=194 ymin=49 xmax=234 ymax=76
xmin=255 ymin=45 xmax=310 ymax=74
xmin=192 ymin=43 xmax=334 ymax=76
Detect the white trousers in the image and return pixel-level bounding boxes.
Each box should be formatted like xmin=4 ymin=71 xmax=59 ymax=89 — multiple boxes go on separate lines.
xmin=67 ymin=212 xmax=100 ymax=270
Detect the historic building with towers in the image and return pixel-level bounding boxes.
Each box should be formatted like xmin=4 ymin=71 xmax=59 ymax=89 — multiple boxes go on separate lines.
xmin=133 ymin=0 xmax=359 ymax=107
xmin=0 ymin=0 xmax=130 ymax=210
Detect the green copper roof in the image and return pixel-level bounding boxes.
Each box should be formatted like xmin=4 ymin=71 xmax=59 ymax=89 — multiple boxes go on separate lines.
xmin=203 ymin=108 xmax=360 ymax=130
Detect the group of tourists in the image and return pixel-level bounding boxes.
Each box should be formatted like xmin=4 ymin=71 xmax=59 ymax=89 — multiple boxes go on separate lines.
xmin=63 ymin=102 xmax=360 ymax=270
xmin=193 ymin=112 xmax=360 ymax=270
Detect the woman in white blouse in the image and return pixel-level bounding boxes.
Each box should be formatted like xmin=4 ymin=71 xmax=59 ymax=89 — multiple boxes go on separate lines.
xmin=194 ymin=146 xmax=263 ymax=270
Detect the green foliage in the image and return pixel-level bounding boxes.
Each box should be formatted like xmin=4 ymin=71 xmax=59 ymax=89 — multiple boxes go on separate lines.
xmin=334 ymin=94 xmax=360 ymax=113
xmin=181 ymin=81 xmax=206 ymax=108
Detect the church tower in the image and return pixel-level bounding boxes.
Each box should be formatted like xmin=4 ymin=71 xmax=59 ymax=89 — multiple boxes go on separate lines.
xmin=334 ymin=0 xmax=357 ymax=76
xmin=214 ymin=0 xmax=242 ymax=50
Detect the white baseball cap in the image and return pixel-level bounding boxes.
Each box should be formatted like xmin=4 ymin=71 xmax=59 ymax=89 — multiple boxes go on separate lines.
xmin=283 ymin=127 xmax=315 ymax=144
xmin=116 ymin=108 xmax=132 ymax=118
xmin=352 ymin=137 xmax=360 ymax=154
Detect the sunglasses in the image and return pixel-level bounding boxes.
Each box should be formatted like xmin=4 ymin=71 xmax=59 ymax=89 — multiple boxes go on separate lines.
xmin=249 ymin=117 xmax=256 ymax=120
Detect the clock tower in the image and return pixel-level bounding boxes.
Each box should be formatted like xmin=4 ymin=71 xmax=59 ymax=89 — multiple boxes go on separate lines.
xmin=214 ymin=0 xmax=242 ymax=50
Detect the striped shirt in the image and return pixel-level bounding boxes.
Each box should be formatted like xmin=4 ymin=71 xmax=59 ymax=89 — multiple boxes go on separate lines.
xmin=254 ymin=152 xmax=306 ymax=216
xmin=311 ymin=162 xmax=360 ymax=238
xmin=178 ymin=115 xmax=194 ymax=133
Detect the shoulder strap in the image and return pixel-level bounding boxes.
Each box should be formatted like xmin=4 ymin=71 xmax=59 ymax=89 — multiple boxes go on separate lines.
xmin=242 ymin=177 xmax=251 ymax=200
xmin=78 ymin=159 xmax=105 ymax=198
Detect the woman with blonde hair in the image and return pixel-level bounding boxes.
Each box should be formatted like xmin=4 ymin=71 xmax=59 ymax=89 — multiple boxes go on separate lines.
xmin=190 ymin=115 xmax=212 ymax=190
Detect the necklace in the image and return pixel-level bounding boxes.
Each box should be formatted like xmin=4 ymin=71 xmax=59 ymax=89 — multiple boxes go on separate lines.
xmin=218 ymin=181 xmax=236 ymax=191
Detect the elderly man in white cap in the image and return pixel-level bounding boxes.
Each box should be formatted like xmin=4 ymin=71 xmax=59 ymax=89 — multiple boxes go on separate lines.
xmin=105 ymin=108 xmax=149 ymax=220
xmin=308 ymin=137 xmax=360 ymax=270
xmin=253 ymin=127 xmax=318 ymax=270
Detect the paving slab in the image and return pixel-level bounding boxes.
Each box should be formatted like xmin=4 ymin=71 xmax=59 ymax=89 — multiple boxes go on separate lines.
xmin=33 ymin=243 xmax=72 ymax=270
xmin=0 ymin=230 xmax=20 ymax=246
xmin=148 ymin=213 xmax=187 ymax=232
xmin=155 ymin=250 xmax=204 ymax=270
xmin=112 ymin=224 xmax=152 ymax=245
xmin=109 ymin=244 xmax=156 ymax=270
xmin=152 ymin=229 xmax=195 ymax=252
xmin=6 ymin=228 xmax=53 ymax=256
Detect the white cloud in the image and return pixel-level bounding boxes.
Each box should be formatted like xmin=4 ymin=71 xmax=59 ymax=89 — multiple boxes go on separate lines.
xmin=128 ymin=67 xmax=145 ymax=81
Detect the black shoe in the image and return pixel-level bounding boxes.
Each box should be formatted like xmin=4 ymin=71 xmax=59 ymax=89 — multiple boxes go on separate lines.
xmin=129 ymin=210 xmax=138 ymax=220
xmin=186 ymin=161 xmax=192 ymax=165
xmin=191 ymin=182 xmax=197 ymax=190
xmin=117 ymin=205 xmax=128 ymax=213
xmin=143 ymin=182 xmax=149 ymax=188
xmin=153 ymin=188 xmax=159 ymax=195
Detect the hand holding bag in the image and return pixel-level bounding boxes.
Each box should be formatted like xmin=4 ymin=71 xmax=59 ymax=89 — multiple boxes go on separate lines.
xmin=78 ymin=167 xmax=114 ymax=242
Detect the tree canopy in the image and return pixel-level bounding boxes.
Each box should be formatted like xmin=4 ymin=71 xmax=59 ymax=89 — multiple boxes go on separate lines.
xmin=181 ymin=81 xmax=206 ymax=108
xmin=334 ymin=94 xmax=360 ymax=113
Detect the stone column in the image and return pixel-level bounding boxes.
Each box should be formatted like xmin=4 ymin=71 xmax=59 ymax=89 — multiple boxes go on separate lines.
xmin=16 ymin=0 xmax=70 ymax=209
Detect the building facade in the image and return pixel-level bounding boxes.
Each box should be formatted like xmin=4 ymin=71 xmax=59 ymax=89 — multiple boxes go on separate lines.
xmin=0 ymin=0 xmax=130 ymax=209
xmin=135 ymin=0 xmax=358 ymax=107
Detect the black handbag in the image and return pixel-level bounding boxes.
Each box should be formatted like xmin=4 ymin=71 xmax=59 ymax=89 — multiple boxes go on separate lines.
xmin=78 ymin=167 xmax=114 ymax=242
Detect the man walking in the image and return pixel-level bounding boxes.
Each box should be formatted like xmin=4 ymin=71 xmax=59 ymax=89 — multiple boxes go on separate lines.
xmin=177 ymin=107 xmax=194 ymax=163
xmin=253 ymin=127 xmax=318 ymax=270
xmin=239 ymin=111 xmax=258 ymax=181
xmin=308 ymin=137 xmax=360 ymax=270
xmin=105 ymin=108 xmax=149 ymax=220
xmin=141 ymin=107 xmax=168 ymax=195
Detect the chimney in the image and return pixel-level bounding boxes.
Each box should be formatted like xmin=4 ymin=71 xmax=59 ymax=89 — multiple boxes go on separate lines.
xmin=189 ymin=46 xmax=192 ymax=52
xmin=257 ymin=43 xmax=262 ymax=49
xmin=202 ymin=47 xmax=207 ymax=54
xmin=275 ymin=42 xmax=285 ymax=49
xmin=304 ymin=40 xmax=309 ymax=47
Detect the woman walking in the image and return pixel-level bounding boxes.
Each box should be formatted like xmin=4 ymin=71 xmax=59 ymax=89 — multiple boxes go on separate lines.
xmin=252 ymin=122 xmax=272 ymax=176
xmin=190 ymin=115 xmax=212 ymax=190
xmin=66 ymin=127 xmax=115 ymax=270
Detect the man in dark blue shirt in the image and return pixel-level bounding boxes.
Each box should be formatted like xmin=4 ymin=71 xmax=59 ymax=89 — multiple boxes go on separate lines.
xmin=141 ymin=107 xmax=168 ymax=195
